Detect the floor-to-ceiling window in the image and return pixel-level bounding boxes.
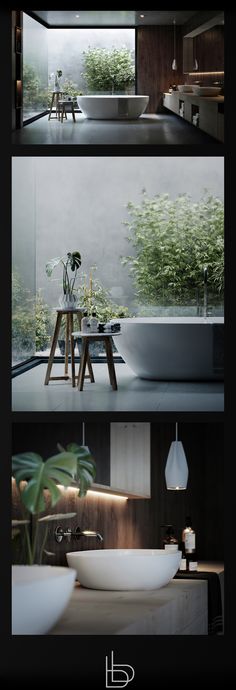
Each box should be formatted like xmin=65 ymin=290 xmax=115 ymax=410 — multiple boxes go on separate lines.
xmin=47 ymin=28 xmax=135 ymax=96
xmin=23 ymin=13 xmax=48 ymax=121
xmin=12 ymin=159 xmax=36 ymax=364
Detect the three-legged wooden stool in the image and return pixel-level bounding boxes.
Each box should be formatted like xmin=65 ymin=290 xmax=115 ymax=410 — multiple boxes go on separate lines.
xmin=44 ymin=308 xmax=90 ymax=385
xmin=71 ymin=331 xmax=119 ymax=391
xmin=48 ymin=91 xmax=64 ymax=120
xmin=57 ymin=99 xmax=76 ymax=122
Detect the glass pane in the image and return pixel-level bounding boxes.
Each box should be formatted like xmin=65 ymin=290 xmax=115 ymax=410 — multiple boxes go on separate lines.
xmin=23 ymin=13 xmax=48 ymax=121
xmin=12 ymin=159 xmax=36 ymax=365
xmin=48 ymin=29 xmax=135 ymax=96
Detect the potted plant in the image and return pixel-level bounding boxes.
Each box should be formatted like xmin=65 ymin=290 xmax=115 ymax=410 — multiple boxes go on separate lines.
xmin=12 ymin=442 xmax=96 ymax=634
xmin=12 ymin=441 xmax=96 ymax=565
xmin=77 ymin=268 xmax=130 ymax=356
xmin=46 ymin=250 xmax=82 ymax=310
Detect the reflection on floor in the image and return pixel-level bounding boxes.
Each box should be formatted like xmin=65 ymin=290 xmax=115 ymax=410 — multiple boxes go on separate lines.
xmin=12 ymin=113 xmax=221 ymax=146
xmin=12 ymin=362 xmax=224 ymax=412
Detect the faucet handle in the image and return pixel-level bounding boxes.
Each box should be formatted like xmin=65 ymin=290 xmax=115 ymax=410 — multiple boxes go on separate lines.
xmin=54 ymin=525 xmax=82 ymax=543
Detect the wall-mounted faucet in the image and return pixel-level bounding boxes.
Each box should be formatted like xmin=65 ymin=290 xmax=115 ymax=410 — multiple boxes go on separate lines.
xmin=54 ymin=524 xmax=103 ymax=544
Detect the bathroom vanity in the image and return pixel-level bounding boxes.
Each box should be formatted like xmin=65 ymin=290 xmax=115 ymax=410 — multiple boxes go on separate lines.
xmin=163 ymin=92 xmax=224 ymax=142
xmin=49 ymin=562 xmax=223 ymax=636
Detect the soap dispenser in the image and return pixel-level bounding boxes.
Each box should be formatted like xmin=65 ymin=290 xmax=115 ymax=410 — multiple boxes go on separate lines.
xmin=81 ymin=310 xmax=90 ymax=333
xmin=161 ymin=525 xmax=178 ymax=552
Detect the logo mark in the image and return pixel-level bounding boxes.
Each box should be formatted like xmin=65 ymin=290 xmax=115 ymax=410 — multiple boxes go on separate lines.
xmin=105 ymin=650 xmax=135 ymax=688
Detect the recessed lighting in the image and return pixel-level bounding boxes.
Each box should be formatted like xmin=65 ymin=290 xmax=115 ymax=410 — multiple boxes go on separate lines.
xmin=140 ymin=14 xmax=145 ymax=19
xmin=75 ymin=14 xmax=80 ymax=18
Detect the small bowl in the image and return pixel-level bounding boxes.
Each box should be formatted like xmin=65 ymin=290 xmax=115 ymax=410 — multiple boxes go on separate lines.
xmin=177 ymin=85 xmax=193 ymax=93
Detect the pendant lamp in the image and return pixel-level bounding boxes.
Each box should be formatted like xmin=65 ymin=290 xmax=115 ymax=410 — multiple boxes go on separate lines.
xmin=172 ymin=19 xmax=177 ymax=70
xmin=165 ymin=423 xmax=189 ymax=490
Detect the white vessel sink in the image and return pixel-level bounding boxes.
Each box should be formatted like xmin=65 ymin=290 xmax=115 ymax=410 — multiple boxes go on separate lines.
xmin=12 ymin=565 xmax=76 ymax=635
xmin=66 ymin=549 xmax=181 ymax=590
xmin=191 ymin=86 xmax=221 ymax=96
xmin=177 ymin=85 xmax=193 ymax=93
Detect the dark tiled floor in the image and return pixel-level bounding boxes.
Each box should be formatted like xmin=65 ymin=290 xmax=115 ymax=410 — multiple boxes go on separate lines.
xmin=12 ymin=112 xmax=222 ymax=146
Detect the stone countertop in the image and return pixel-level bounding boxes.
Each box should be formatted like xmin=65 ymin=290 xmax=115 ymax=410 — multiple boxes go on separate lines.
xmin=164 ymin=92 xmax=224 ymax=103
xmin=48 ymin=561 xmax=224 ymax=636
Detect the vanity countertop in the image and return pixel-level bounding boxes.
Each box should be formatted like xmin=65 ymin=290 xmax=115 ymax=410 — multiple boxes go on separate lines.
xmin=163 ymin=92 xmax=224 ymax=103
xmin=49 ymin=562 xmax=223 ymax=636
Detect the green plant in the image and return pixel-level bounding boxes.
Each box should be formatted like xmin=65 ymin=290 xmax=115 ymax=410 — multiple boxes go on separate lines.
xmin=82 ymin=47 xmax=135 ymax=93
xmin=23 ymin=63 xmax=48 ymax=112
xmin=77 ymin=268 xmax=130 ymax=321
xmin=121 ymin=191 xmax=224 ymax=306
xmin=35 ymin=290 xmax=53 ymax=351
xmin=46 ymin=251 xmax=82 ymax=295
xmin=12 ymin=443 xmax=96 ymax=565
xmin=12 ymin=269 xmax=35 ymax=356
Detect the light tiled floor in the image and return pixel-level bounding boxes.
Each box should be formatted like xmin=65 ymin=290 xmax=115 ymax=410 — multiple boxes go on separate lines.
xmin=12 ymin=362 xmax=224 ymax=412
xmin=12 ymin=112 xmax=222 ymax=146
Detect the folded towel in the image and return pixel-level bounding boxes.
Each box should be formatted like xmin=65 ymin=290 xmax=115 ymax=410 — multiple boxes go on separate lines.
xmin=175 ymin=571 xmax=223 ymax=635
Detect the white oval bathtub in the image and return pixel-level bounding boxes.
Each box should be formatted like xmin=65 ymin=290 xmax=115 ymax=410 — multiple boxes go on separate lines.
xmin=113 ymin=317 xmax=224 ymax=381
xmin=77 ymin=95 xmax=149 ymax=120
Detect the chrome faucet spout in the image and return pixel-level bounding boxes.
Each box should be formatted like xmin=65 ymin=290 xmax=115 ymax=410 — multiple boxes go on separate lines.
xmin=77 ymin=529 xmax=103 ymax=542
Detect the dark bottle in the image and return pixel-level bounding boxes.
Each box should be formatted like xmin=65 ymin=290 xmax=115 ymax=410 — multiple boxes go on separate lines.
xmin=162 ymin=525 xmax=178 ymax=552
xmin=178 ymin=540 xmax=187 ymax=572
xmin=182 ymin=516 xmax=198 ymax=572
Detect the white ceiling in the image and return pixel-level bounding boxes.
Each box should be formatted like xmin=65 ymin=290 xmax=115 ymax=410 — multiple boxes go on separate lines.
xmin=31 ymin=11 xmax=198 ymax=27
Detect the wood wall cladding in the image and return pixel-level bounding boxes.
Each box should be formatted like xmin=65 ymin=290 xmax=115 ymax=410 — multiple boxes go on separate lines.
xmin=137 ymin=26 xmax=184 ymax=112
xmin=12 ymin=422 xmax=223 ymax=565
xmin=185 ymin=27 xmax=224 ymax=85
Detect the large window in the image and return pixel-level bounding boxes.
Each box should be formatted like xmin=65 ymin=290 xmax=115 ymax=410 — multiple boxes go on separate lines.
xmin=12 ymin=159 xmax=36 ymax=364
xmin=12 ymin=157 xmax=224 ymax=364
xmin=48 ymin=29 xmax=135 ymax=96
xmin=23 ymin=13 xmax=48 ymax=121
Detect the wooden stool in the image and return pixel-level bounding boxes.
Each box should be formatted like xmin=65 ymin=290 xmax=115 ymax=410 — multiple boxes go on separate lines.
xmin=44 ymin=309 xmax=93 ymax=385
xmin=57 ymin=99 xmax=76 ymax=123
xmin=71 ymin=331 xmax=119 ymax=391
xmin=48 ymin=91 xmax=64 ymax=120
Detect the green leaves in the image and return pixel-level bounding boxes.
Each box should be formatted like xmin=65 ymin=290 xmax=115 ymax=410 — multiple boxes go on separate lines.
xmin=82 ymin=47 xmax=135 ymax=93
xmin=46 ymin=251 xmax=82 ymax=295
xmin=12 ymin=450 xmax=77 ymax=514
xmin=60 ymin=442 xmax=96 ymax=498
xmin=68 ymin=251 xmax=82 ymax=272
xmin=121 ymin=192 xmax=224 ymax=307
xmin=45 ymin=256 xmax=64 ymax=277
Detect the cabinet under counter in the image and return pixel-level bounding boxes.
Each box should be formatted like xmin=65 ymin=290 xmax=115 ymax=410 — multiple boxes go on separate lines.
xmin=163 ymin=92 xmax=224 ymax=142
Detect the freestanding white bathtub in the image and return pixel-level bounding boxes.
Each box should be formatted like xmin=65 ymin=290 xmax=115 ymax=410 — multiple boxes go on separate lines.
xmin=77 ymin=95 xmax=149 ymax=120
xmin=113 ymin=317 xmax=224 ymax=381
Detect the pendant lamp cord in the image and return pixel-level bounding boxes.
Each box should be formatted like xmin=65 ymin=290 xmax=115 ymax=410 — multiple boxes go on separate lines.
xmin=82 ymin=421 xmax=85 ymax=446
xmin=175 ymin=422 xmax=178 ymax=441
xmin=174 ymin=19 xmax=176 ymax=58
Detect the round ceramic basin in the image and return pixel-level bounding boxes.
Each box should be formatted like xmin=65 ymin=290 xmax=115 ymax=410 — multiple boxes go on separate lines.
xmin=12 ymin=565 xmax=76 ymax=635
xmin=66 ymin=549 xmax=181 ymax=590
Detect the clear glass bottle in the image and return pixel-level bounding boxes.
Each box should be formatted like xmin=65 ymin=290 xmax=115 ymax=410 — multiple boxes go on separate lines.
xmin=90 ymin=310 xmax=99 ymax=332
xmin=81 ymin=310 xmax=89 ymax=333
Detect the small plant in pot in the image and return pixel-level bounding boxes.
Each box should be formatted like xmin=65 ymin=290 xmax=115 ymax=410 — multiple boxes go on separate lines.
xmin=46 ymin=251 xmax=82 ymax=310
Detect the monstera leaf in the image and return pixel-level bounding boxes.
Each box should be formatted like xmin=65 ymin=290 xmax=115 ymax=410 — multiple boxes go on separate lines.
xmin=68 ymin=251 xmax=82 ymax=272
xmin=58 ymin=442 xmax=96 ymax=498
xmin=12 ymin=451 xmax=77 ymax=514
xmin=45 ymin=256 xmax=64 ymax=277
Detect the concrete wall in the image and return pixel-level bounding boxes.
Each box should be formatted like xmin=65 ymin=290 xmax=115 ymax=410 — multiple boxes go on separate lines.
xmin=12 ymin=157 xmax=224 ymax=310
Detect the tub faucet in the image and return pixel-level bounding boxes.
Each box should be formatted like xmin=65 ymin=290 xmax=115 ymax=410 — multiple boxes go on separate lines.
xmin=54 ymin=524 xmax=103 ymax=544
xmin=203 ymin=266 xmax=208 ymax=318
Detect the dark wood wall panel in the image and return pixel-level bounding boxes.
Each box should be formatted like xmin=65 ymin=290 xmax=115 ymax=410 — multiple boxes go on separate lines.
xmin=137 ymin=26 xmax=184 ymax=112
xmin=185 ymin=27 xmax=224 ymax=85
xmin=12 ymin=422 xmax=223 ymax=565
